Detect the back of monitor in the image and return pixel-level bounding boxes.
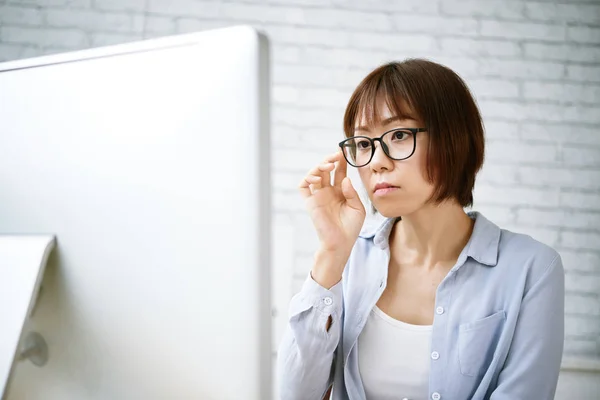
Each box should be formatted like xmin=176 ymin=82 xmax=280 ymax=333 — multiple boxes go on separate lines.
xmin=0 ymin=26 xmax=271 ymax=400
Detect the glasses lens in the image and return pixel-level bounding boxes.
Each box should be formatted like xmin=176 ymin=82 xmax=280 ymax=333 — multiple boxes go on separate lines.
xmin=342 ymin=137 xmax=372 ymax=167
xmin=383 ymin=129 xmax=415 ymax=160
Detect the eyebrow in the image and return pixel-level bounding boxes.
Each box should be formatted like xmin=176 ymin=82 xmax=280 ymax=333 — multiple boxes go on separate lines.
xmin=354 ymin=115 xmax=415 ymax=133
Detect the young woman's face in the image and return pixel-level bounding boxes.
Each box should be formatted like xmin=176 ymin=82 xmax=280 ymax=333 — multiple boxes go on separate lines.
xmin=354 ymin=99 xmax=435 ymax=218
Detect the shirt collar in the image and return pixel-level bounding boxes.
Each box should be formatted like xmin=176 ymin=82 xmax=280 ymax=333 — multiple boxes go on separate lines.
xmin=358 ymin=211 xmax=501 ymax=267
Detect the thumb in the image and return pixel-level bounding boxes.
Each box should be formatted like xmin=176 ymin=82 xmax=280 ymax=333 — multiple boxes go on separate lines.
xmin=341 ymin=177 xmax=362 ymax=209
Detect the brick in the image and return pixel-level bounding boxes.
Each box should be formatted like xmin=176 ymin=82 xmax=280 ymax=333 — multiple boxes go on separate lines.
xmin=265 ymin=25 xmax=351 ymax=47
xmin=276 ymin=86 xmax=349 ymax=108
xmin=523 ymin=82 xmax=600 ymax=105
xmin=350 ymin=32 xmax=436 ymax=53
xmin=146 ymin=0 xmax=220 ymax=18
xmin=520 ymin=166 xmax=600 ymax=191
xmin=293 ymin=215 xmax=321 ymax=254
xmin=478 ymin=164 xmax=519 ymax=186
xmin=521 ymin=123 xmax=600 ymax=147
xmin=497 ymin=103 xmax=599 ymax=125
xmin=560 ymin=190 xmax=600 ymax=211
xmin=525 ymin=3 xmax=600 ymax=25
xmin=486 ymin=141 xmax=558 ymax=164
xmin=271 ymin=45 xmax=301 ymax=64
xmin=273 ymin=105 xmax=342 ymax=131
xmin=143 ymin=16 xmax=176 ymax=36
xmin=516 ymin=208 xmax=600 ymax=231
xmin=568 ymin=26 xmax=600 ymax=45
xmin=93 ymin=0 xmax=146 ymax=12
xmin=0 ymin=43 xmax=33 ymax=61
xmin=563 ymin=338 xmax=600 ymax=356
xmin=301 ymin=8 xmax=393 ymax=32
xmin=567 ymin=65 xmax=600 ymax=83
xmin=218 ymin=3 xmax=305 ymax=25
xmin=266 ymin=0 xmax=329 ymax=7
xmin=524 ymin=42 xmax=600 ymax=64
xmin=474 ymin=205 xmax=517 ymax=225
xmin=501 ymin=224 xmax=560 ymax=247
xmin=272 ymin=125 xmax=303 ymax=149
xmin=440 ymin=0 xmax=525 ymax=19
xmin=293 ymin=254 xmax=314 ymax=280
xmin=480 ymin=20 xmax=566 ymax=42
xmin=562 ymin=146 xmax=600 ymax=168
xmin=561 ymin=231 xmax=600 ymax=252
xmin=483 ymin=121 xmax=520 ymax=141
xmin=390 ymin=15 xmax=478 ymax=36
xmin=0 ymin=5 xmax=44 ymax=25
xmin=0 ymin=26 xmax=87 ymax=47
xmin=273 ymin=85 xmax=300 ymax=104
xmin=273 ymin=170 xmax=306 ymax=191
xmin=480 ymin=59 xmax=564 ymax=79
xmin=478 ymin=100 xmax=523 ymax=121
xmin=5 ymin=0 xmax=91 ymax=7
xmin=174 ymin=18 xmax=233 ymax=34
xmin=565 ymin=315 xmax=600 ymax=337
xmin=301 ymin=128 xmax=346 ymax=152
xmin=566 ymin=273 xmax=600 ymax=296
xmin=325 ymin=0 xmax=438 ymax=14
xmin=560 ymin=250 xmax=600 ymax=274
xmin=45 ymin=9 xmax=144 ymax=34
xmin=473 ymin=184 xmax=560 ymax=207
xmin=469 ymin=78 xmax=520 ymax=100
xmin=440 ymin=38 xmax=521 ymax=58
xmin=274 ymin=190 xmax=305 ymax=212
xmin=273 ymin=63 xmax=367 ymax=90
xmin=273 ymin=148 xmax=326 ymax=171
xmin=299 ymin=46 xmax=390 ymax=69
xmin=89 ymin=32 xmax=142 ymax=47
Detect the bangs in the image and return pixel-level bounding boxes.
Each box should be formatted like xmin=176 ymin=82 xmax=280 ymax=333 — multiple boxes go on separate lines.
xmin=343 ymin=64 xmax=420 ymax=137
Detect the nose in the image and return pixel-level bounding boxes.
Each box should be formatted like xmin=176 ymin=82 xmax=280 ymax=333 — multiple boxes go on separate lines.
xmin=369 ymin=140 xmax=393 ymax=172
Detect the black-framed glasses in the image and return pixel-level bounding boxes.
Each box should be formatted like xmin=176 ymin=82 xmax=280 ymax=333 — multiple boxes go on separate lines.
xmin=339 ymin=128 xmax=427 ymax=167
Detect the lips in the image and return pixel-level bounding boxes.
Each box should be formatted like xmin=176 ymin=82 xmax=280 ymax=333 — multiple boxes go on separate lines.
xmin=374 ymin=182 xmax=399 ymax=192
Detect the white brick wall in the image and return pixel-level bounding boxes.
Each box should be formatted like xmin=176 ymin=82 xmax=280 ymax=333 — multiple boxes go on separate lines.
xmin=1 ymin=0 xmax=599 ymax=390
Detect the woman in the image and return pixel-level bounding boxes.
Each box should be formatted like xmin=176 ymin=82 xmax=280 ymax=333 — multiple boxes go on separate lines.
xmin=277 ymin=59 xmax=565 ymax=400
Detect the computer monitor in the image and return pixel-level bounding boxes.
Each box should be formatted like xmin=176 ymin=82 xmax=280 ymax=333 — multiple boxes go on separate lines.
xmin=0 ymin=26 xmax=271 ymax=400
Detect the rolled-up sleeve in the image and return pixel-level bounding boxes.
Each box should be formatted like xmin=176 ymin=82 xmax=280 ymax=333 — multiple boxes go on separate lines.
xmin=490 ymin=253 xmax=565 ymax=400
xmin=277 ymin=273 xmax=344 ymax=400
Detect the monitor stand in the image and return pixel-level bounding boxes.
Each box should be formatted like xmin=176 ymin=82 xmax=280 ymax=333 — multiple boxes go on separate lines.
xmin=0 ymin=235 xmax=55 ymax=399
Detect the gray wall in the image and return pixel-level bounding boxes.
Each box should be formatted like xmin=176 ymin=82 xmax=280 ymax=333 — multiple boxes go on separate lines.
xmin=1 ymin=0 xmax=599 ymax=396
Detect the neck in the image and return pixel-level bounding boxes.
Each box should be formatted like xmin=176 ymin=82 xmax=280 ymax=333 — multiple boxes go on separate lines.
xmin=389 ymin=201 xmax=474 ymax=271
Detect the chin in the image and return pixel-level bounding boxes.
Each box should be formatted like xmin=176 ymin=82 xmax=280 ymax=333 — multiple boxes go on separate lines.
xmin=370 ymin=200 xmax=415 ymax=219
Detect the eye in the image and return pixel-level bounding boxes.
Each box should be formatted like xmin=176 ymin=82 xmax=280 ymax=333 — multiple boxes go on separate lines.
xmin=391 ymin=130 xmax=409 ymax=141
xmin=356 ymin=139 xmax=371 ymax=149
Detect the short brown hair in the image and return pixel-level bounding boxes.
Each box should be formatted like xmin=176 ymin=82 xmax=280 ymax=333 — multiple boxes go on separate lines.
xmin=343 ymin=59 xmax=485 ymax=208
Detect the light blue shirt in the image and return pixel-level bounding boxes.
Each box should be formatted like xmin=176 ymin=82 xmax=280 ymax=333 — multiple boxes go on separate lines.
xmin=277 ymin=211 xmax=565 ymax=400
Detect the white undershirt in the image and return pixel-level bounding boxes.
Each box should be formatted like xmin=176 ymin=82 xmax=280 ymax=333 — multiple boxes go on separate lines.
xmin=358 ymin=305 xmax=432 ymax=400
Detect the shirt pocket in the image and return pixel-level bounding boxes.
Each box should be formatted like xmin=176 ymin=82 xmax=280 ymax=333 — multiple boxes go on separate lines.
xmin=458 ymin=310 xmax=506 ymax=377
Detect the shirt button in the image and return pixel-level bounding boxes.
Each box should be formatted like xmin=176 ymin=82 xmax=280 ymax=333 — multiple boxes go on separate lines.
xmin=323 ymin=297 xmax=333 ymax=306
xmin=432 ymin=393 xmax=441 ymax=400
xmin=431 ymin=351 xmax=440 ymax=360
xmin=436 ymin=306 xmax=444 ymax=315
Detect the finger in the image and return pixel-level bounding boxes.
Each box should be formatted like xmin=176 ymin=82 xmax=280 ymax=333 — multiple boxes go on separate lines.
xmin=298 ymin=178 xmax=312 ymax=199
xmin=324 ymin=151 xmax=343 ymax=163
xmin=308 ymin=163 xmax=333 ymax=187
xmin=298 ymin=175 xmax=321 ymax=198
xmin=341 ymin=177 xmax=362 ymax=211
xmin=333 ymin=152 xmax=347 ymax=187
xmin=307 ymin=175 xmax=323 ymax=192
xmin=316 ymin=162 xmax=335 ymax=186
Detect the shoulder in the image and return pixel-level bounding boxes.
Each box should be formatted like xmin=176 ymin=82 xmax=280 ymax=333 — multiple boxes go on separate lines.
xmin=495 ymin=224 xmax=564 ymax=292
